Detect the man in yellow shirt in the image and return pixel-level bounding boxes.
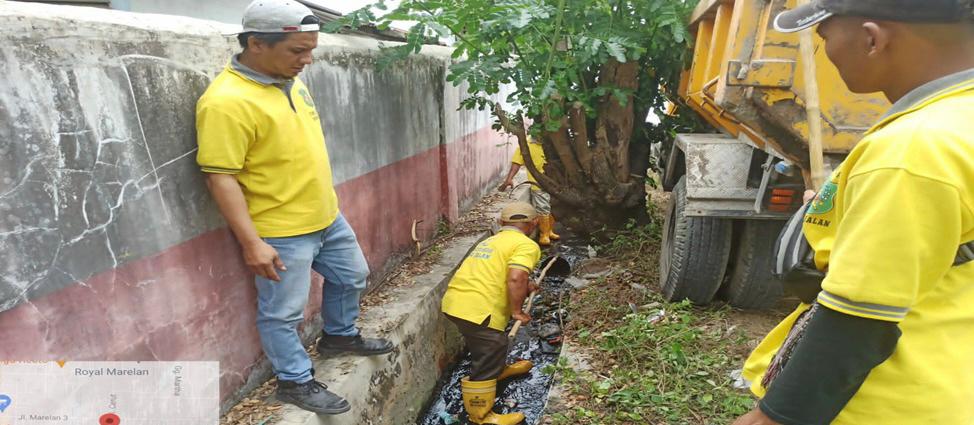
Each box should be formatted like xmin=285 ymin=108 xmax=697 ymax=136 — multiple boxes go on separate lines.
xmin=442 ymin=202 xmax=542 ymax=425
xmin=499 ymin=138 xmax=560 ymax=245
xmin=733 ymin=1 xmax=974 ymax=424
xmin=195 ymin=0 xmax=392 ymax=415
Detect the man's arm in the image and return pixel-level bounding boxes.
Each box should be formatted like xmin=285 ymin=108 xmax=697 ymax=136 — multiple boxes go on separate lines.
xmin=737 ymin=167 xmax=965 ymax=424
xmin=498 ymin=163 xmax=521 ymax=192
xmin=506 ymin=267 xmax=532 ymax=323
xmin=733 ymin=307 xmax=901 ymax=425
xmin=205 ymin=173 xmax=286 ymax=282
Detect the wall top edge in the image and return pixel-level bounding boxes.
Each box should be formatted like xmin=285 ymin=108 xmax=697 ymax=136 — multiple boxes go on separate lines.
xmin=0 ymin=1 xmax=454 ymax=59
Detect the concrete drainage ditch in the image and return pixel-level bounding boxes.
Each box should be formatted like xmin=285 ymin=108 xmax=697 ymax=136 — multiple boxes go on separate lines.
xmin=270 ymin=231 xmax=585 ymax=425
xmin=417 ymin=248 xmax=580 ymax=425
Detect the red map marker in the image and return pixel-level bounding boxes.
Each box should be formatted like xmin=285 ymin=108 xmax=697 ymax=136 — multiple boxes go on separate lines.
xmin=99 ymin=413 xmax=120 ymax=425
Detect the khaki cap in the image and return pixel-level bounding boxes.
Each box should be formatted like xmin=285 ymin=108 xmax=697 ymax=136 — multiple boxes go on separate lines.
xmin=500 ymin=202 xmax=539 ymax=223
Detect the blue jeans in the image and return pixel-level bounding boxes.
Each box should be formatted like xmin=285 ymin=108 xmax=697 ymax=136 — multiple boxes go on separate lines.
xmin=255 ymin=213 xmax=369 ymax=383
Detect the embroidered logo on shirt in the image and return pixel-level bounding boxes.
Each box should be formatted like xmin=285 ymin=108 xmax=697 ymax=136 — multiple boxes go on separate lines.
xmin=470 ymin=243 xmax=494 ymax=260
xmin=808 ymin=180 xmax=837 ymax=215
xmin=805 ymin=172 xmax=840 ymax=215
xmin=298 ymin=88 xmax=315 ymax=108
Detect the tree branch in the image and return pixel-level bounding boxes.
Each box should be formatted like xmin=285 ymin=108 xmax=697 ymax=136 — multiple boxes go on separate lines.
xmin=569 ymin=103 xmax=594 ymax=175
xmin=494 ymin=105 xmax=586 ymax=206
xmin=544 ymin=113 xmax=586 ymax=187
xmin=410 ymin=2 xmax=489 ymax=57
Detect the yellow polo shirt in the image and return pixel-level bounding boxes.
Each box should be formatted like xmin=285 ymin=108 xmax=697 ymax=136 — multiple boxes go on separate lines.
xmin=743 ymin=71 xmax=974 ymax=424
xmin=442 ymin=228 xmax=541 ymax=331
xmin=511 ymin=139 xmax=546 ymax=192
xmin=196 ymin=65 xmax=338 ymax=237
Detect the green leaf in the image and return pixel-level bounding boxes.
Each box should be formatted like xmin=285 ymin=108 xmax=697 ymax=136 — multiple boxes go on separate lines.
xmin=545 ymin=119 xmax=563 ymax=132
xmin=612 ymin=88 xmax=630 ymax=106
xmin=606 ymin=41 xmax=627 ymax=63
xmin=321 ymin=20 xmax=345 ymax=33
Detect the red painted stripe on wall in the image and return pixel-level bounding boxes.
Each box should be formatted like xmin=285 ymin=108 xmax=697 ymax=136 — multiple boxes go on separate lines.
xmin=442 ymin=126 xmax=515 ymax=221
xmin=336 ymin=138 xmax=443 ymax=274
xmin=0 ymin=228 xmax=261 ymax=401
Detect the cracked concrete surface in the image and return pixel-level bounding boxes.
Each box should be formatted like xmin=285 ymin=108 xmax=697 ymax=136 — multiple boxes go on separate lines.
xmin=0 ymin=4 xmax=229 ymax=312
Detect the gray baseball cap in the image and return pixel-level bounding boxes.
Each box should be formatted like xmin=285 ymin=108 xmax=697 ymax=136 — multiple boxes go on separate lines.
xmin=774 ymin=0 xmax=972 ymax=33
xmin=241 ymin=0 xmax=319 ymax=33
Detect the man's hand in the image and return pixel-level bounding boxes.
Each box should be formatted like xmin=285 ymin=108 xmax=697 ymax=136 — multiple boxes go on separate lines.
xmin=507 ymin=267 xmax=532 ymax=323
xmin=804 ymin=190 xmax=817 ymax=203
xmin=205 ymin=173 xmax=283 ymax=281
xmin=498 ymin=180 xmax=514 ymax=192
xmin=512 ymin=310 xmax=532 ymax=324
xmin=529 ymin=281 xmax=541 ymax=293
xmin=732 ymin=408 xmax=781 ymax=425
xmin=243 ymin=240 xmax=287 ymax=282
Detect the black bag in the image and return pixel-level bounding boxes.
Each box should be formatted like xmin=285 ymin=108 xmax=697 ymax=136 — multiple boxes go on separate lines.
xmin=772 ymin=202 xmax=974 ymax=304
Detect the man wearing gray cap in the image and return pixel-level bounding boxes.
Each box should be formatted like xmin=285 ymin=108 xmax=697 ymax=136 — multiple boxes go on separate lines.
xmin=733 ymin=1 xmax=974 ymax=424
xmin=195 ymin=0 xmax=393 ymax=415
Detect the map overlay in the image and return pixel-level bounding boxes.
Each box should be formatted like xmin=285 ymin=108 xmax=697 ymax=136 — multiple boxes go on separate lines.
xmin=0 ymin=361 xmax=219 ymax=425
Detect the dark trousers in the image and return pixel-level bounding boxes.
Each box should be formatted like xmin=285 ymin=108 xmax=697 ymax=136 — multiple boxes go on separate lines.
xmin=446 ymin=314 xmax=509 ymax=381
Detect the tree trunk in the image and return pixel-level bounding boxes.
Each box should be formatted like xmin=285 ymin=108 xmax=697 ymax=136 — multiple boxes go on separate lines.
xmin=494 ymin=59 xmax=649 ymax=236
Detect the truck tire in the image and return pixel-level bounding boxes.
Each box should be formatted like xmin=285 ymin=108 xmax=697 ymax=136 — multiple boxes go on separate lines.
xmin=725 ymin=220 xmax=786 ymax=309
xmin=660 ymin=177 xmax=733 ymax=304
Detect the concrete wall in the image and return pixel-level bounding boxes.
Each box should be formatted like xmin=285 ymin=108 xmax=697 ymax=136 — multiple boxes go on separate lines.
xmin=0 ymin=1 xmax=513 ymax=406
xmin=110 ymin=0 xmax=251 ymax=25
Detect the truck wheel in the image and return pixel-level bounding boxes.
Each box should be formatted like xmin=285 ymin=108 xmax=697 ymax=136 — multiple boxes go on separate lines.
xmin=660 ymin=177 xmax=733 ymax=304
xmin=726 ymin=220 xmax=786 ymax=309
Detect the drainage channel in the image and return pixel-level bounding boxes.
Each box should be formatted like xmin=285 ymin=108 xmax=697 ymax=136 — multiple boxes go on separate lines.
xmin=418 ymin=242 xmax=586 ymax=425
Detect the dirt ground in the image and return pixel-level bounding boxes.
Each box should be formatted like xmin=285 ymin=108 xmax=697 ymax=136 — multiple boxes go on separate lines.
xmin=724 ymin=302 xmax=794 ymax=359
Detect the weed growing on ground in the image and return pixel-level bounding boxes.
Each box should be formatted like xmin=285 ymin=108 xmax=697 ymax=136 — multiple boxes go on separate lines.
xmin=547 ymin=207 xmax=755 ymax=424
xmin=436 ymin=217 xmax=452 ymax=239
xmin=598 ymin=218 xmax=662 ymax=258
xmin=553 ymin=291 xmax=755 ymax=424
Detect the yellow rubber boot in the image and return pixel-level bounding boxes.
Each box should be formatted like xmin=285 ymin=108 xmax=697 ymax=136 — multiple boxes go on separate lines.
xmin=538 ymin=215 xmax=553 ymax=246
xmin=497 ymin=360 xmax=534 ymax=382
xmin=461 ymin=378 xmax=525 ymax=425
xmin=547 ymin=214 xmax=561 ymax=241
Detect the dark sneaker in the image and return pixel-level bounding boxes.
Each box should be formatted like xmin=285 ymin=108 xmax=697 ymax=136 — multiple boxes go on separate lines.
xmin=276 ymin=379 xmax=350 ymax=415
xmin=316 ymin=333 xmax=394 ymax=356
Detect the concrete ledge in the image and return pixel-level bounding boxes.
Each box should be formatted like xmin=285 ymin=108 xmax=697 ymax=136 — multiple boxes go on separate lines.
xmin=274 ymin=233 xmax=487 ymax=425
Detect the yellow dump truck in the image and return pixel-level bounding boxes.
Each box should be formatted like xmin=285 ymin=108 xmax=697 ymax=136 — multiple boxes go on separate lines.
xmin=660 ymin=0 xmax=890 ymax=308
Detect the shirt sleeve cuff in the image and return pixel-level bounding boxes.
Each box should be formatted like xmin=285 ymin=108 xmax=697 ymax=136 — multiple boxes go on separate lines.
xmin=508 ymin=263 xmax=531 ymax=272
xmin=200 ymin=166 xmax=242 ymax=174
xmin=816 ymin=290 xmax=908 ymax=322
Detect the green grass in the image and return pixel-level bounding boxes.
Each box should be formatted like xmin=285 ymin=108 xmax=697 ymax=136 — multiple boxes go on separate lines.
xmin=597 ymin=218 xmax=663 ymax=259
xmin=550 ymin=297 xmax=754 ymax=424
xmin=546 ymin=209 xmax=755 ymax=424
xmin=435 ymin=217 xmax=452 ymax=239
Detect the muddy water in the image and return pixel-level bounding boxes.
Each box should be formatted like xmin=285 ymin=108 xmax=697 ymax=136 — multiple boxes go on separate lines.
xmin=417 ymin=243 xmax=586 ymax=425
